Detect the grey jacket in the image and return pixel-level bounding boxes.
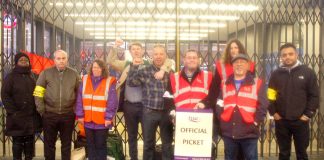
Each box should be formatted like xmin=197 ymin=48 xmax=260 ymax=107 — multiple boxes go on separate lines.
xmin=34 ymin=66 xmax=80 ymax=115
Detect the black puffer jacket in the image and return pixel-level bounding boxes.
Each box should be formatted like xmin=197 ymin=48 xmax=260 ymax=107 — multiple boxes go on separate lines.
xmin=268 ymin=63 xmax=319 ymax=120
xmin=1 ymin=67 xmax=42 ymax=136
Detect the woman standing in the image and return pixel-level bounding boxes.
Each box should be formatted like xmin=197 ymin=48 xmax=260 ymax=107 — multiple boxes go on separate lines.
xmin=1 ymin=52 xmax=42 ymax=160
xmin=215 ymin=39 xmax=255 ymax=86
xmin=75 ymin=59 xmax=118 ymax=160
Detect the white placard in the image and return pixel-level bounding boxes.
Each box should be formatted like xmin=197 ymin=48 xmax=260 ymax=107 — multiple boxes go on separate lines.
xmin=174 ymin=109 xmax=213 ymax=160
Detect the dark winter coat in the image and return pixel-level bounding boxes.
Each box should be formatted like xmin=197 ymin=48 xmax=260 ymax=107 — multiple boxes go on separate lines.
xmin=268 ymin=63 xmax=319 ymax=120
xmin=1 ymin=67 xmax=42 ymax=136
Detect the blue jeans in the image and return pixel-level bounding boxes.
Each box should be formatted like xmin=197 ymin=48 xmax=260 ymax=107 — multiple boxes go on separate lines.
xmin=123 ymin=101 xmax=144 ymax=160
xmin=222 ymin=136 xmax=258 ymax=160
xmin=85 ymin=128 xmax=108 ymax=160
xmin=142 ymin=108 xmax=173 ymax=160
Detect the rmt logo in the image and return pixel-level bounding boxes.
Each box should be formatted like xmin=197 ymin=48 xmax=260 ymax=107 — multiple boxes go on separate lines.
xmin=189 ymin=116 xmax=201 ymax=123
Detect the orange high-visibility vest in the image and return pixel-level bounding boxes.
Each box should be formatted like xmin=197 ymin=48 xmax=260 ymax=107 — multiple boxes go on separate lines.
xmin=215 ymin=60 xmax=255 ymax=81
xmin=170 ymin=70 xmax=212 ymax=109
xmin=221 ymin=78 xmax=262 ymax=123
xmin=82 ymin=75 xmax=115 ymax=124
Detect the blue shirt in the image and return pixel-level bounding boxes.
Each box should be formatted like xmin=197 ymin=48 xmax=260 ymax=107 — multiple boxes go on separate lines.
xmin=234 ymin=79 xmax=244 ymax=90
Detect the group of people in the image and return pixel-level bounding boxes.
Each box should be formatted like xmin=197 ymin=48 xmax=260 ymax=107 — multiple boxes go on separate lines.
xmin=0 ymin=38 xmax=319 ymax=160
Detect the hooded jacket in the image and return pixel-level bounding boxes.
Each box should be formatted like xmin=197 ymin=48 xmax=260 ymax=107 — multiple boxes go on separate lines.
xmin=268 ymin=61 xmax=319 ymax=119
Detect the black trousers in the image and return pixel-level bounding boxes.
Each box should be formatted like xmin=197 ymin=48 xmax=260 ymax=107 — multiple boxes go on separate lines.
xmin=123 ymin=101 xmax=144 ymax=160
xmin=12 ymin=135 xmax=34 ymax=160
xmin=142 ymin=108 xmax=173 ymax=160
xmin=43 ymin=112 xmax=75 ymax=160
xmin=275 ymin=119 xmax=310 ymax=160
xmin=85 ymin=127 xmax=108 ymax=160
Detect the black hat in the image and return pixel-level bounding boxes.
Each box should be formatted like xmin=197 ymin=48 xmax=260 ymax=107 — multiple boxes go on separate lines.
xmin=14 ymin=52 xmax=30 ymax=65
xmin=231 ymin=54 xmax=250 ymax=64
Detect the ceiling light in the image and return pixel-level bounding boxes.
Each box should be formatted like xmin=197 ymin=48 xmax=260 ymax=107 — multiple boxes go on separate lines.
xmin=128 ymin=2 xmax=135 ymax=8
xmin=182 ymin=29 xmax=215 ymax=33
xmin=167 ymin=2 xmax=176 ymax=9
xmin=137 ymin=2 xmax=146 ymax=8
xmin=157 ymin=2 xmax=166 ymax=9
xmin=209 ymin=3 xmax=258 ymax=12
xmin=117 ymin=2 xmax=125 ymax=8
xmin=67 ymin=12 xmax=235 ymax=21
xmin=75 ymin=21 xmax=110 ymax=25
xmin=76 ymin=2 xmax=83 ymax=7
xmin=68 ymin=13 xmax=104 ymax=17
xmin=85 ymin=27 xmax=116 ymax=31
xmin=86 ymin=2 xmax=93 ymax=7
xmin=189 ymin=22 xmax=226 ymax=28
xmin=198 ymin=3 xmax=208 ymax=9
xmin=66 ymin=2 xmax=73 ymax=7
xmin=147 ymin=2 xmax=155 ymax=9
xmin=56 ymin=2 xmax=63 ymax=6
xmin=180 ymin=2 xmax=190 ymax=9
xmin=77 ymin=21 xmax=225 ymax=28
xmin=199 ymin=15 xmax=239 ymax=21
xmin=179 ymin=15 xmax=196 ymax=19
xmin=107 ymin=2 xmax=115 ymax=8
xmin=96 ymin=2 xmax=102 ymax=7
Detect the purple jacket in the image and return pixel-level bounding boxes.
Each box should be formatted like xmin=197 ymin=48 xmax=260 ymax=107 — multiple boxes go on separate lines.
xmin=75 ymin=75 xmax=118 ymax=129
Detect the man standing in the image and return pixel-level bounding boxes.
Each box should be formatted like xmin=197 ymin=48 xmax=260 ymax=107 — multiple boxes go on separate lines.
xmin=168 ymin=49 xmax=218 ymax=159
xmin=33 ymin=50 xmax=80 ymax=160
xmin=107 ymin=40 xmax=172 ymax=160
xmin=268 ymin=43 xmax=319 ymax=160
xmin=127 ymin=45 xmax=173 ymax=160
xmin=217 ymin=54 xmax=268 ymax=159
xmin=168 ymin=49 xmax=217 ymax=110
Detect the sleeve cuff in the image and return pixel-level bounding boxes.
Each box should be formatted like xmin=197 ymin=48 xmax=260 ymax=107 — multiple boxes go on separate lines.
xmin=304 ymin=110 xmax=315 ymax=118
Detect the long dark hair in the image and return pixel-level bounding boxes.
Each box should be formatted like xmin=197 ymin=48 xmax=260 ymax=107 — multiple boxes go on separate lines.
xmin=222 ymin=39 xmax=247 ymax=64
xmin=88 ymin=59 xmax=109 ymax=78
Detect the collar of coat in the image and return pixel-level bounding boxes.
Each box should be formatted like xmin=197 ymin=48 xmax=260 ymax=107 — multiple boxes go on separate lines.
xmin=225 ymin=72 xmax=256 ymax=86
xmin=180 ymin=67 xmax=201 ymax=84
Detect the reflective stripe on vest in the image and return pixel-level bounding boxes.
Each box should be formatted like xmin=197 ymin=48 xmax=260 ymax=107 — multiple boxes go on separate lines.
xmin=216 ymin=61 xmax=229 ymax=81
xmin=82 ymin=75 xmax=112 ymax=124
xmin=173 ymin=71 xmax=211 ymax=108
xmin=82 ymin=75 xmax=111 ymax=101
xmin=83 ymin=106 xmax=106 ymax=112
xmin=221 ymin=78 xmax=261 ymax=123
xmin=223 ymin=104 xmax=257 ymax=113
xmin=222 ymin=78 xmax=258 ymax=100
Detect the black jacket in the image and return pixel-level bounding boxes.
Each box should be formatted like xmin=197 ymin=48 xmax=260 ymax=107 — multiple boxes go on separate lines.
xmin=1 ymin=67 xmax=42 ymax=136
xmin=268 ymin=64 xmax=319 ymax=120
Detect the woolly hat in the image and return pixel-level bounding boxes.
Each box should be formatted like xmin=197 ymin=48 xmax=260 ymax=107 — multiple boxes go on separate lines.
xmin=14 ymin=52 xmax=30 ymax=65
